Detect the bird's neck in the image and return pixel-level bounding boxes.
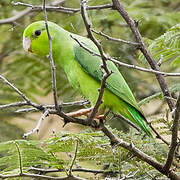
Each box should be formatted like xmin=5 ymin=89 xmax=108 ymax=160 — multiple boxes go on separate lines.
xmin=52 ymin=31 xmax=75 ymax=71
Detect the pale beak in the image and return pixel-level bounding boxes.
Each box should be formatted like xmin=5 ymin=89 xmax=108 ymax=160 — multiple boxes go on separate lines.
xmin=23 ymin=36 xmax=32 ymax=52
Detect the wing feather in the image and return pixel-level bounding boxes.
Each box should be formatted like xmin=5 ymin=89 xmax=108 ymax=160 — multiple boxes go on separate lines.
xmin=73 ymin=41 xmax=141 ymax=112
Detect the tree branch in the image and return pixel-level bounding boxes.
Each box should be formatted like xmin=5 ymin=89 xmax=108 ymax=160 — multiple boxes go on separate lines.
xmin=101 ymin=124 xmax=180 ymax=180
xmin=0 ymin=8 xmax=32 ymax=25
xmin=112 ymin=0 xmax=175 ymax=112
xmin=23 ymin=109 xmax=49 ymax=138
xmin=0 ymin=74 xmax=42 ymax=110
xmin=148 ymin=121 xmax=169 ymax=146
xmin=80 ymin=0 xmax=110 ymax=74
xmin=43 ymin=0 xmax=60 ymax=112
xmin=92 ymin=29 xmax=140 ymax=46
xmin=0 ymin=0 xmax=65 ymax=25
xmin=12 ymin=1 xmax=113 ymax=13
xmin=120 ymin=170 xmax=139 ymax=180
xmin=0 ymin=1 xmax=113 ymax=25
xmin=0 ymin=101 xmax=29 ymax=110
xmin=28 ymin=167 xmax=119 ymax=174
xmin=163 ymin=92 xmax=180 ymax=172
xmin=0 ymin=74 xmax=30 ymax=104
xmin=14 ymin=100 xmax=89 ymax=113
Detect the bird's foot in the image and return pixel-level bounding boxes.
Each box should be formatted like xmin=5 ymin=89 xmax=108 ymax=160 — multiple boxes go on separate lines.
xmin=90 ymin=114 xmax=105 ymax=128
xmin=89 ymin=110 xmax=108 ymax=129
xmin=91 ymin=118 xmax=104 ymax=130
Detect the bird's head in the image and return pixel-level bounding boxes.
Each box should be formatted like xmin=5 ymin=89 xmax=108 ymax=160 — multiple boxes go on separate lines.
xmin=23 ymin=21 xmax=55 ymax=57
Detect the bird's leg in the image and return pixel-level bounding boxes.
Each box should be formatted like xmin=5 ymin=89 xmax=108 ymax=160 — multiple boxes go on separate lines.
xmin=66 ymin=107 xmax=93 ymax=117
xmin=91 ymin=109 xmax=107 ymax=129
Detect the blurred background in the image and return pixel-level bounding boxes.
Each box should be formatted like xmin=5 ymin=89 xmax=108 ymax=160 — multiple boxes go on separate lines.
xmin=0 ymin=0 xmax=179 ymax=141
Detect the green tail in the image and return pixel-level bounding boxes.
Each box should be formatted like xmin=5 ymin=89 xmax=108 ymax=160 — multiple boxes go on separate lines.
xmin=127 ymin=105 xmax=152 ymax=137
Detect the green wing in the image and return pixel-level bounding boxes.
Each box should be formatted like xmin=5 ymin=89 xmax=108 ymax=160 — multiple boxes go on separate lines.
xmin=73 ymin=41 xmax=141 ymax=112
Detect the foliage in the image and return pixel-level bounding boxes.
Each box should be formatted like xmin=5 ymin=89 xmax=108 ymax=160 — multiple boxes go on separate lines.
xmin=0 ymin=140 xmax=64 ymax=173
xmin=0 ymin=120 xmax=24 ymax=142
xmin=138 ymin=83 xmax=180 ymax=106
xmin=0 ymin=129 xmax=169 ymax=179
xmin=139 ymin=23 xmax=180 ymax=68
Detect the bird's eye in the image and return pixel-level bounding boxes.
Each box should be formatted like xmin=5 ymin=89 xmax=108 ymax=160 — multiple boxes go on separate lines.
xmin=34 ymin=30 xmax=41 ymax=37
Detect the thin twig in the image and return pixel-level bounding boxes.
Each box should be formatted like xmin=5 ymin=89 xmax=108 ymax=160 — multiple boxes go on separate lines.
xmin=92 ymin=29 xmax=139 ymax=46
xmin=0 ymin=1 xmax=63 ymax=25
xmin=0 ymin=75 xmax=44 ymax=112
xmin=0 ymin=8 xmax=32 ymax=25
xmin=163 ymin=92 xmax=180 ymax=172
xmin=148 ymin=121 xmax=169 ymax=146
xmin=70 ymin=36 xmax=180 ymax=77
xmin=12 ymin=1 xmax=113 ymax=13
xmin=28 ymin=167 xmax=119 ymax=174
xmin=15 ymin=100 xmax=89 ymax=113
xmin=12 ymin=1 xmax=79 ymax=14
xmin=23 ymin=109 xmax=49 ymax=138
xmin=14 ymin=141 xmax=23 ymax=175
xmin=157 ymin=55 xmax=163 ymax=67
xmin=66 ymin=152 xmax=82 ymax=169
xmin=0 ymin=74 xmax=31 ymax=104
xmin=68 ymin=141 xmax=79 ymax=176
xmin=0 ymin=101 xmax=28 ymax=110
xmin=43 ymin=0 xmax=60 ymax=112
xmin=16 ymin=107 xmax=38 ymax=113
xmin=120 ymin=170 xmax=139 ymax=180
xmin=0 ymin=1 xmax=113 ymax=25
xmin=80 ymin=0 xmax=110 ymax=74
xmin=115 ymin=114 xmax=141 ymax=132
xmin=0 ymin=0 xmax=65 ymax=25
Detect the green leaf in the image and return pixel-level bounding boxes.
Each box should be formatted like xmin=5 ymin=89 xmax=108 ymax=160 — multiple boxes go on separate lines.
xmin=139 ymin=23 xmax=180 ymax=67
xmin=170 ymin=57 xmax=180 ymax=67
xmin=138 ymin=83 xmax=180 ymax=106
xmin=0 ymin=140 xmax=64 ymax=174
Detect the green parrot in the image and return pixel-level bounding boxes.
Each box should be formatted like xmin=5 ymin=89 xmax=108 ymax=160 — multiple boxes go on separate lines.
xmin=23 ymin=21 xmax=152 ymax=137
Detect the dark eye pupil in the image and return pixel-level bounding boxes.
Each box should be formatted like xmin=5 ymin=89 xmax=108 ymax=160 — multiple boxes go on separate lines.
xmin=35 ymin=30 xmax=41 ymax=36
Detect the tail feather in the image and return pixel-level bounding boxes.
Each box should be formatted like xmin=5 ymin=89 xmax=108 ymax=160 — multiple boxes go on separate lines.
xmin=127 ymin=105 xmax=152 ymax=137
